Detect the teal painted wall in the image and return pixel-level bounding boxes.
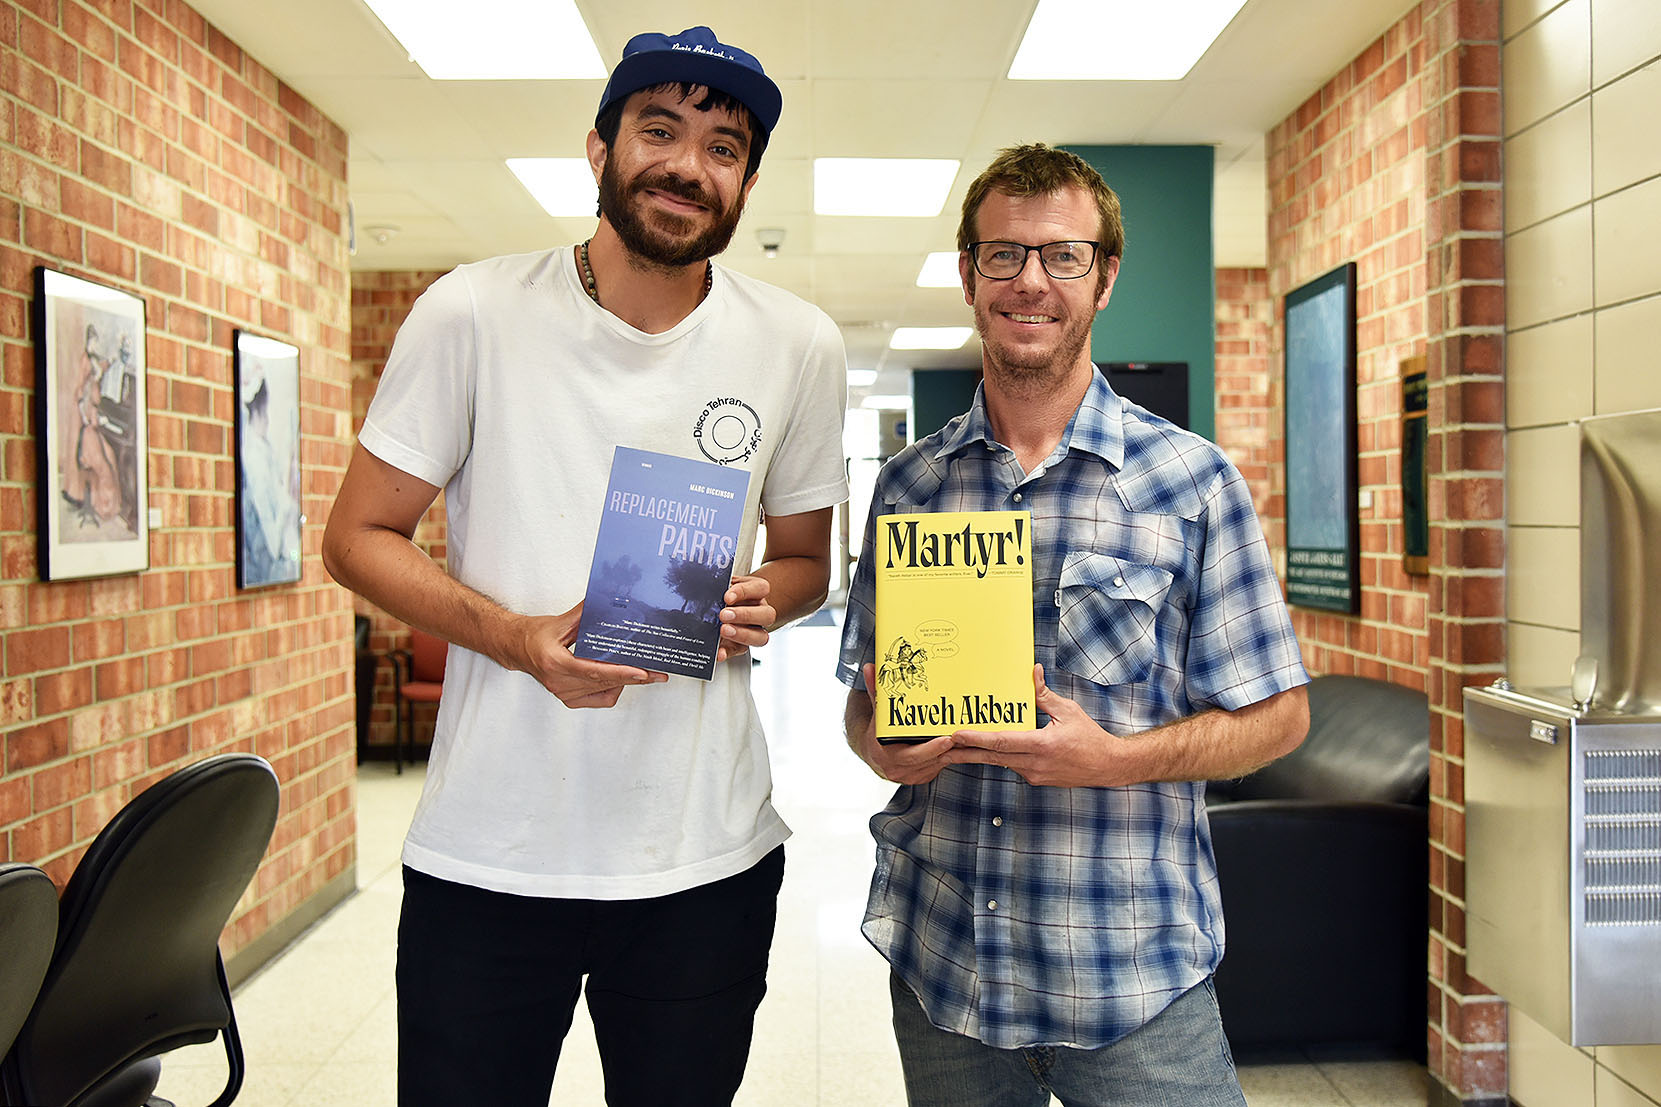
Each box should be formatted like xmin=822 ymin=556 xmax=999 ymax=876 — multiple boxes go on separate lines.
xmin=1065 ymin=145 xmax=1216 ymax=441
xmin=911 ymin=368 xmax=983 ymax=442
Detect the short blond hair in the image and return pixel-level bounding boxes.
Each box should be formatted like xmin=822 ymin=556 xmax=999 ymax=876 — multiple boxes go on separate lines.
xmin=956 ymin=144 xmax=1125 ymax=262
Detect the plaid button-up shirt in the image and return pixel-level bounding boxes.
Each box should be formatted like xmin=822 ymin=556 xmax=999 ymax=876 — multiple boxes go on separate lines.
xmin=836 ymin=369 xmax=1307 ymax=1050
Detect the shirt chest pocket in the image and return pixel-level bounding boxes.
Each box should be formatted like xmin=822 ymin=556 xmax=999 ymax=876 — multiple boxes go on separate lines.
xmin=1055 ymin=553 xmax=1174 ymax=687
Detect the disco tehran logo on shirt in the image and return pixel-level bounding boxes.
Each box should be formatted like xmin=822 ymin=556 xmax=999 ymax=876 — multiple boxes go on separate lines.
xmin=693 ymin=397 xmax=763 ymax=464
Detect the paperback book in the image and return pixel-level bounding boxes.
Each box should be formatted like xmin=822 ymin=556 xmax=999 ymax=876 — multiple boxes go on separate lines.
xmin=573 ymin=446 xmax=750 ymax=680
xmin=873 ymin=509 xmax=1035 ymax=743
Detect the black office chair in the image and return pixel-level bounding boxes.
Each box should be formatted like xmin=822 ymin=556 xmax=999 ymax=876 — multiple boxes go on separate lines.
xmin=1 ymin=753 xmax=280 ymax=1107
xmin=0 ymin=863 xmax=57 ymax=1059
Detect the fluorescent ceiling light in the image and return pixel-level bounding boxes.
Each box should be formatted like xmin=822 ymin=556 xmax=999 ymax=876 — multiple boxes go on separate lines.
xmin=814 ymin=159 xmax=960 ymax=217
xmin=507 ymin=159 xmax=597 ymax=218
xmin=861 ymin=394 xmax=912 ymax=410
xmin=1010 ymin=0 xmax=1249 ymax=80
xmin=363 ymin=0 xmax=604 ymax=80
xmin=889 ymin=327 xmax=972 ymax=350
xmin=916 ymin=251 xmax=963 ymax=288
xmin=846 ymin=369 xmax=879 ymax=387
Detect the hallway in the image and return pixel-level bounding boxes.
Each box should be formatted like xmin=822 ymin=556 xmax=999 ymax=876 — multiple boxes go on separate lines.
xmin=154 ymin=618 xmax=1426 ymax=1106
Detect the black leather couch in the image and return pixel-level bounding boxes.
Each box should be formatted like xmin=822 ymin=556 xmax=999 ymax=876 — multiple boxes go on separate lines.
xmin=1206 ymin=674 xmax=1430 ymax=1059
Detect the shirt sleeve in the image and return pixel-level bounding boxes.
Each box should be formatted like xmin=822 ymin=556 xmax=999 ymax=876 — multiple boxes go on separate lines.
xmin=357 ymin=267 xmax=478 ymax=490
xmin=1183 ymin=462 xmax=1309 ymax=710
xmin=759 ymin=308 xmax=851 ymax=519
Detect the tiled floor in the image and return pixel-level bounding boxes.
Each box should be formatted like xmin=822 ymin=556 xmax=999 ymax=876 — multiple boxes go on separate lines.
xmin=154 ymin=618 xmax=1426 ymax=1106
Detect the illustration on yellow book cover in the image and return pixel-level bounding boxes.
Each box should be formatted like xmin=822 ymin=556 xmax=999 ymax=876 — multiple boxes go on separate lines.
xmin=874 ymin=509 xmax=1035 ymax=743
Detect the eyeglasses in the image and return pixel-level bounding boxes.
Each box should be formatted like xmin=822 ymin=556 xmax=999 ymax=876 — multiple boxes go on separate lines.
xmin=968 ymin=240 xmax=1101 ymax=280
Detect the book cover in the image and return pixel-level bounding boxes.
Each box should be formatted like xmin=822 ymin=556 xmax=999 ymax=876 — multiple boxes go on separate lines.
xmin=572 ymin=446 xmax=751 ymax=680
xmin=873 ymin=509 xmax=1035 ymax=743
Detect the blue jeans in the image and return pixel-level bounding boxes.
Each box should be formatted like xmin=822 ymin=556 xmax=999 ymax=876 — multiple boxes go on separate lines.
xmin=889 ymin=973 xmax=1246 ymax=1107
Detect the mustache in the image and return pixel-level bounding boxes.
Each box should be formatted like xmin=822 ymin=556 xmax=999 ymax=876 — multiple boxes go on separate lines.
xmin=631 ymin=173 xmax=710 ymax=206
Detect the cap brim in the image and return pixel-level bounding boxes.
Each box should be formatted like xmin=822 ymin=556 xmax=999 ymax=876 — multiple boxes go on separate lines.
xmin=599 ymin=54 xmax=782 ymax=137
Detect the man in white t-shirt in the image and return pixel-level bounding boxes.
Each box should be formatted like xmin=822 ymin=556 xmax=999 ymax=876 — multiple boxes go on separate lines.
xmin=323 ymin=26 xmax=849 ymax=1107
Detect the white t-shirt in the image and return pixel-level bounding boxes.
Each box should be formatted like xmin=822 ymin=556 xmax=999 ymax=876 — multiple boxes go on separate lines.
xmin=359 ymin=246 xmax=849 ymax=899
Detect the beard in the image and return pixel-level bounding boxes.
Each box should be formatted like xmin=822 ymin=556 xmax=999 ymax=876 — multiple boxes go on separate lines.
xmin=599 ymin=159 xmax=746 ymax=269
xmin=971 ymin=291 xmax=1096 ymax=390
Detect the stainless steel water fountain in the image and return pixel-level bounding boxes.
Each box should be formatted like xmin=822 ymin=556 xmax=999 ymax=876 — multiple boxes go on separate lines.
xmin=1464 ymin=408 xmax=1661 ymax=1046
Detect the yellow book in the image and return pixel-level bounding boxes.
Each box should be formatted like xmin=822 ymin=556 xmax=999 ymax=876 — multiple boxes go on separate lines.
xmin=873 ymin=509 xmax=1036 ymax=743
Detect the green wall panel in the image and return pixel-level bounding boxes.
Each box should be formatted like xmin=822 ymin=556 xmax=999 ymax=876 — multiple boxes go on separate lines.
xmin=1065 ymin=145 xmax=1217 ymax=441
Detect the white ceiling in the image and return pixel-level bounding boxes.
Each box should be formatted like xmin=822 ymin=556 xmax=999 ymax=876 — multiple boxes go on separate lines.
xmin=190 ymin=0 xmax=1414 ymax=380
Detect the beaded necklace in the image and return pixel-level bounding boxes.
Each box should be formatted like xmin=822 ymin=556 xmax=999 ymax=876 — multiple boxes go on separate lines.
xmin=579 ymin=239 xmax=712 ymax=308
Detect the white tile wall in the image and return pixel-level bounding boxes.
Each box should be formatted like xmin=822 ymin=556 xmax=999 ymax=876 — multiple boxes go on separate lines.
xmin=1506 ymin=525 xmax=1580 ymax=630
xmin=1594 ymin=294 xmax=1661 ymax=414
xmin=1502 ymin=0 xmax=1661 ymax=1101
xmin=1505 ymin=206 xmax=1594 ymax=328
xmin=1502 ymin=0 xmax=1591 ymax=135
xmin=1591 ymin=0 xmax=1661 ymax=86
xmin=1591 ymin=61 xmax=1661 ymax=196
xmin=1600 ymin=1045 xmax=1661 ymax=1104
xmin=1509 ymin=1008 xmax=1597 ymax=1106
xmin=1505 ymin=99 xmax=1592 ymax=232
xmin=1596 ymin=1067 xmax=1661 ymax=1107
xmin=1506 ymin=315 xmax=1594 ymax=428
xmin=1504 ymin=621 xmax=1579 ymax=687
xmin=1505 ymin=424 xmax=1580 ymax=528
xmin=1506 ymin=0 xmax=1571 ymax=38
xmin=1593 ymin=176 xmax=1661 ymax=307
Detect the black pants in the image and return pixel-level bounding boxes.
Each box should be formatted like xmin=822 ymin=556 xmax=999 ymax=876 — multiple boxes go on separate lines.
xmin=396 ymin=847 xmax=785 ymax=1107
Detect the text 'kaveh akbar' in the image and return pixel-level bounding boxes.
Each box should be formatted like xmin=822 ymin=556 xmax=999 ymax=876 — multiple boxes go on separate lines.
xmin=882 ymin=516 xmax=1027 ymax=579
xmin=887 ymin=693 xmax=1031 ymax=729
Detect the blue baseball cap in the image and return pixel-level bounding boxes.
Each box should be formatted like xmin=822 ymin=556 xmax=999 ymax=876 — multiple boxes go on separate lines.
xmin=595 ymin=26 xmax=782 ymax=141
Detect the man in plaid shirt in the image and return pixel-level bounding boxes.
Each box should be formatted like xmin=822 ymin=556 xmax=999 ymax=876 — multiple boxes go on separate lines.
xmin=837 ymin=145 xmax=1310 ymax=1106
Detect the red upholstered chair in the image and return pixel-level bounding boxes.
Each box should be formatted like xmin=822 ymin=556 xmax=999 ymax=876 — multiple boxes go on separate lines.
xmin=390 ymin=628 xmax=447 ymax=773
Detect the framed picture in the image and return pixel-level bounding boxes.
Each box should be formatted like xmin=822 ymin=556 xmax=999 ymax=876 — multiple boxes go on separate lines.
xmin=1400 ymin=356 xmax=1429 ymax=576
xmin=234 ymin=330 xmax=303 ymax=589
xmin=1283 ymin=262 xmax=1359 ymax=613
xmin=32 ymin=267 xmax=149 ymax=580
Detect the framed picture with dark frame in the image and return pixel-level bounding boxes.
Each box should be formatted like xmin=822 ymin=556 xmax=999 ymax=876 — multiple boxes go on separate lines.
xmin=1283 ymin=262 xmax=1359 ymax=613
xmin=32 ymin=267 xmax=149 ymax=581
xmin=1400 ymin=355 xmax=1429 ymax=576
xmin=233 ymin=330 xmax=303 ymax=589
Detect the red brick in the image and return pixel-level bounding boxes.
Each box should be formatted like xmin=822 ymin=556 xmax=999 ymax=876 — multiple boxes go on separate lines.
xmin=146 ymin=723 xmax=190 ymax=766
xmin=132 ymin=5 xmax=180 ymax=62
xmin=23 ymin=208 xmax=81 ymax=260
xmin=1 ymin=51 xmax=60 ymax=116
xmin=79 ymin=140 xmax=133 ymax=194
xmin=34 ymin=668 xmax=94 ymax=715
xmin=13 ymin=806 xmax=76 ymax=860
xmin=95 ymin=656 xmax=147 ymax=700
xmin=6 ymin=626 xmax=72 ymax=677
xmin=79 ymin=0 xmax=133 ymax=34
xmin=84 ymin=231 xmax=135 ymax=279
xmin=6 ymin=716 xmax=70 ymax=772
xmin=19 ymin=12 xmax=79 ymax=81
xmin=31 ymin=757 xmax=93 ymax=811
xmin=14 ymin=103 xmax=79 ymax=168
xmin=63 ymin=2 xmax=120 ymax=62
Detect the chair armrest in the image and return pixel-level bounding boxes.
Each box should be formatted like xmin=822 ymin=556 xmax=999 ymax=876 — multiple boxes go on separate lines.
xmin=388 ymin=648 xmax=412 ymax=689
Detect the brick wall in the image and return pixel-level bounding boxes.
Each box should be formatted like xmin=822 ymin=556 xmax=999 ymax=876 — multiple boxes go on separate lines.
xmin=1260 ymin=1 xmax=1507 ymax=1100
xmin=348 ymin=268 xmax=445 ymax=758
xmin=1420 ymin=0 xmax=1507 ymax=1098
xmin=1265 ymin=4 xmax=1432 ymax=689
xmin=1 ymin=0 xmax=355 ymax=962
xmin=1213 ymin=266 xmax=1278 ymax=539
